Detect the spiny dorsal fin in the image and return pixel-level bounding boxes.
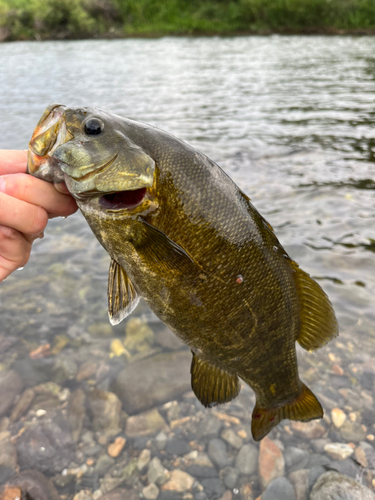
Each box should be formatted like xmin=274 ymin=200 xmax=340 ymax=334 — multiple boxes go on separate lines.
xmin=136 ymin=217 xmax=196 ymax=274
xmin=191 ymin=352 xmax=240 ymax=408
xmin=251 ymin=383 xmax=323 ymax=441
xmin=290 ymin=261 xmax=339 ymax=352
xmin=108 ymin=259 xmax=139 ymax=325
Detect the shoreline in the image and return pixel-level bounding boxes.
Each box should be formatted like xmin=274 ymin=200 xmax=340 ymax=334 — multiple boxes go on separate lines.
xmin=2 ymin=27 xmax=375 ymax=43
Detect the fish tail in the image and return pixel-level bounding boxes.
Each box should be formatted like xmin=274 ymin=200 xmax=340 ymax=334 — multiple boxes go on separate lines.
xmin=251 ymin=383 xmax=323 ymax=441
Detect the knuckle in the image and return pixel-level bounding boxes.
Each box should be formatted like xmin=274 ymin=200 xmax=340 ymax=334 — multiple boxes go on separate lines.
xmin=0 ymin=225 xmax=20 ymax=241
xmin=30 ymin=207 xmax=48 ymax=235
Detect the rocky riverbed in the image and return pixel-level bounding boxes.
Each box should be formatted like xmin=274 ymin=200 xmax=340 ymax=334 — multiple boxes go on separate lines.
xmin=0 ymin=303 xmax=374 ymax=500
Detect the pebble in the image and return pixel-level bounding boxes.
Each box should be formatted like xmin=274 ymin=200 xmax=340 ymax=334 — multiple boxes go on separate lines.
xmin=289 ymin=469 xmax=309 ymax=500
xmin=258 ymin=437 xmax=285 ymax=489
xmin=220 ymin=428 xmax=243 ymax=449
xmin=126 ymin=408 xmax=168 ymax=437
xmin=331 ymin=408 xmax=346 ymax=428
xmin=261 ymin=477 xmax=296 ymax=500
xmin=323 ymin=442 xmax=353 ymax=460
xmin=3 ymin=469 xmax=61 ymax=500
xmin=88 ymin=389 xmax=122 ymax=436
xmin=10 ymin=388 xmax=35 ymax=422
xmin=107 ymin=437 xmax=126 ymax=457
xmin=155 ymin=432 xmax=168 ymax=451
xmin=137 ymin=448 xmax=151 ymax=472
xmin=0 ymin=486 xmax=23 ymax=500
xmin=234 ymin=443 xmax=258 ymax=475
xmin=310 ymin=471 xmax=375 ymax=500
xmin=185 ymin=465 xmax=217 ymax=479
xmin=76 ymin=361 xmax=98 ymax=381
xmin=339 ymin=420 xmax=366 ymax=442
xmin=148 ymin=457 xmax=171 ymax=486
xmin=143 ymin=483 xmax=160 ymax=500
xmin=291 ymin=421 xmax=326 ymax=439
xmin=308 ymin=466 xmax=328 ymax=493
xmin=95 ymin=454 xmax=116 ymax=475
xmin=200 ymin=478 xmax=225 ymax=498
xmin=207 ymin=439 xmax=229 ymax=468
xmin=166 ymin=437 xmax=191 ymax=456
xmin=218 ymin=492 xmax=232 ymax=500
xmin=197 ymin=415 xmax=223 ymax=439
xmin=74 ymin=492 xmax=94 ymax=500
xmin=162 ymin=470 xmax=194 ymax=492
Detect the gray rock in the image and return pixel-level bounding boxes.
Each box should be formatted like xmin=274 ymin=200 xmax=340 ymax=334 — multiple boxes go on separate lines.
xmin=115 ymin=351 xmax=191 ymax=414
xmin=200 ymin=478 xmax=225 ymax=497
xmin=68 ymin=388 xmax=85 ymax=442
xmin=220 ymin=428 xmax=243 ymax=449
xmin=329 ymin=458 xmax=360 ymax=479
xmin=154 ymin=327 xmax=184 ymax=351
xmin=10 ymin=388 xmax=35 ymax=422
xmin=88 ymin=388 xmax=122 ymax=436
xmin=222 ymin=466 xmax=239 ymax=489
xmin=0 ymin=370 xmax=23 ymax=417
xmin=284 ymin=446 xmax=310 ymax=472
xmin=308 ymin=466 xmax=326 ymax=493
xmin=100 ymin=488 xmax=140 ymax=500
xmin=185 ymin=465 xmax=218 ymax=478
xmin=148 ymin=456 xmax=170 ymax=486
xmin=0 ymin=431 xmax=17 ymax=470
xmin=125 ymin=408 xmax=168 ymax=437
xmin=195 ymin=494 xmax=207 ymax=500
xmin=143 ymin=483 xmax=159 ymax=500
xmin=52 ymin=355 xmax=78 ymax=384
xmin=340 ymin=421 xmax=366 ymax=442
xmin=4 ymin=469 xmax=60 ymax=500
xmin=95 ymin=454 xmax=116 ymax=476
xmin=289 ymin=469 xmax=309 ymax=500
xmin=155 ymin=431 xmax=168 ymax=451
xmin=234 ymin=443 xmax=258 ymax=475
xmin=166 ymin=437 xmax=191 ymax=456
xmin=310 ymin=471 xmax=375 ymax=500
xmin=137 ymin=448 xmax=151 ymax=473
xmin=0 ymin=466 xmax=14 ymax=485
xmin=16 ymin=417 xmax=73 ymax=475
xmin=307 ymin=454 xmax=331 ymax=468
xmin=261 ymin=477 xmax=296 ymax=500
xmin=310 ymin=439 xmax=331 ymax=453
xmin=207 ymin=438 xmax=228 ymax=469
xmin=197 ymin=415 xmax=222 ymax=439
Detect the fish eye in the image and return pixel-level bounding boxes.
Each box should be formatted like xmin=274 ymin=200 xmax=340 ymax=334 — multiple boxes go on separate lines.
xmin=84 ymin=118 xmax=104 ymax=136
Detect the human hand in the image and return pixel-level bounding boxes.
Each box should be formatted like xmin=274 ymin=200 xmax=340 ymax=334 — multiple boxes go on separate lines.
xmin=0 ymin=150 xmax=78 ymax=282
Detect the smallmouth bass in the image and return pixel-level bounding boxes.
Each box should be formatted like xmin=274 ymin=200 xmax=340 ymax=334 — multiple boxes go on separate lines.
xmin=28 ymin=104 xmax=338 ymax=441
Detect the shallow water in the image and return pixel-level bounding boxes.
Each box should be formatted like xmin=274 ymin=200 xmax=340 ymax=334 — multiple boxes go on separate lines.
xmin=0 ymin=36 xmax=375 ymax=500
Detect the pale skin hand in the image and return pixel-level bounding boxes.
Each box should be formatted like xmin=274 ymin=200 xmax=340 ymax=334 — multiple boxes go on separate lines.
xmin=0 ymin=150 xmax=78 ymax=282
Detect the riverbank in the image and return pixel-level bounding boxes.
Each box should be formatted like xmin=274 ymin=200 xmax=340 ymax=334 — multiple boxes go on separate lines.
xmin=1 ymin=0 xmax=375 ymax=42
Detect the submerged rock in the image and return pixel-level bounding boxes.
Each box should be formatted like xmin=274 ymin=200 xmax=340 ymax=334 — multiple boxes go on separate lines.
xmin=234 ymin=443 xmax=258 ymax=475
xmin=125 ymin=408 xmax=168 ymax=437
xmin=258 ymin=437 xmax=285 ymax=489
xmin=2 ymin=469 xmax=60 ymax=500
xmin=115 ymin=351 xmax=191 ymax=414
xmin=68 ymin=388 xmax=85 ymax=442
xmin=310 ymin=471 xmax=375 ymax=500
xmin=0 ymin=370 xmax=23 ymax=417
xmin=261 ymin=477 xmax=296 ymax=500
xmin=88 ymin=388 xmax=122 ymax=436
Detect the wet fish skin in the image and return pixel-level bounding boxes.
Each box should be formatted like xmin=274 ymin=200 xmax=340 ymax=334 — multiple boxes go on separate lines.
xmin=28 ymin=105 xmax=338 ymax=440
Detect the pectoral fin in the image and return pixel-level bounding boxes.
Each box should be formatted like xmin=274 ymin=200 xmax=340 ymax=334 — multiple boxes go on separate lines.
xmin=191 ymin=352 xmax=240 ymax=408
xmin=136 ymin=218 xmax=196 ymax=274
xmin=291 ymin=261 xmax=339 ymax=351
xmin=108 ymin=259 xmax=139 ymax=325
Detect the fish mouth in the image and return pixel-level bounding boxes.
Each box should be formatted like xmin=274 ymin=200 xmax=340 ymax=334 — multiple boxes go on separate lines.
xmin=99 ymin=187 xmax=148 ymax=210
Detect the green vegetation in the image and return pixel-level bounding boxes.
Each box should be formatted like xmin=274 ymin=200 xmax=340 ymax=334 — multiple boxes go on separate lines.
xmin=1 ymin=0 xmax=375 ymax=41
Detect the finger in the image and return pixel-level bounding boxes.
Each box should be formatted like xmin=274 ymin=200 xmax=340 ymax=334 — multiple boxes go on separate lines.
xmin=0 ymin=225 xmax=31 ymax=283
xmin=0 ymin=173 xmax=77 ymax=217
xmin=0 ymin=150 xmax=28 ymax=175
xmin=54 ymin=182 xmax=71 ymax=195
xmin=0 ymin=191 xmax=48 ymax=236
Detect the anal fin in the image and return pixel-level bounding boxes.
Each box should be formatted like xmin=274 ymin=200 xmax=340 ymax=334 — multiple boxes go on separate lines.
xmin=191 ymin=352 xmax=240 ymax=408
xmin=108 ymin=259 xmax=140 ymax=325
xmin=291 ymin=261 xmax=339 ymax=351
xmin=251 ymin=383 xmax=323 ymax=441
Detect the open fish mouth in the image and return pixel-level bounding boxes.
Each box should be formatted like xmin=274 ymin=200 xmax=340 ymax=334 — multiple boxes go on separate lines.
xmin=99 ymin=187 xmax=147 ymax=210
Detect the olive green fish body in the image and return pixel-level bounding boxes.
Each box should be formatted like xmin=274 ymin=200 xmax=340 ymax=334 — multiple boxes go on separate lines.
xmin=28 ymin=105 xmax=339 ymax=440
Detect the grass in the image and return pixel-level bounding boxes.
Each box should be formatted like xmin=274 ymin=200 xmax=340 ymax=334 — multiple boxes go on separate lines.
xmin=1 ymin=0 xmax=375 ymax=41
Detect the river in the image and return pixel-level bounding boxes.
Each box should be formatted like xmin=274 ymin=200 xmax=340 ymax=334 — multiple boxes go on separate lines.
xmin=0 ymin=36 xmax=374 ymax=499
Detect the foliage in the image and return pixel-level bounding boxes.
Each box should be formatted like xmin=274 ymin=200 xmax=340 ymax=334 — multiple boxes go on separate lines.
xmin=1 ymin=0 xmax=375 ymax=41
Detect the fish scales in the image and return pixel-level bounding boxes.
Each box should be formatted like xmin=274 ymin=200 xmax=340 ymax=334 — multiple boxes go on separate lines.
xmin=28 ymin=105 xmax=338 ymax=440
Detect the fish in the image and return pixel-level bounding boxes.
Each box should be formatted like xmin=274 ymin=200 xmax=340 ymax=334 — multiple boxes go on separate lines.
xmin=28 ymin=104 xmax=339 ymax=441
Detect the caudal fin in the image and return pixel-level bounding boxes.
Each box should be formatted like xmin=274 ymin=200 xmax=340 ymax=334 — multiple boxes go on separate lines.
xmin=251 ymin=383 xmax=323 ymax=441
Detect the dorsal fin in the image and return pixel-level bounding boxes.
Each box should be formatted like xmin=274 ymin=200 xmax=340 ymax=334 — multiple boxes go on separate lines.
xmin=108 ymin=259 xmax=139 ymax=325
xmin=290 ymin=261 xmax=338 ymax=351
xmin=191 ymin=352 xmax=240 ymax=408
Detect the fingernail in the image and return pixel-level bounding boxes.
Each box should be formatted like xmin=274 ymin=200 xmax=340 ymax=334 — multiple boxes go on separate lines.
xmin=0 ymin=177 xmax=6 ymax=193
